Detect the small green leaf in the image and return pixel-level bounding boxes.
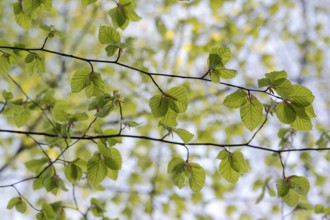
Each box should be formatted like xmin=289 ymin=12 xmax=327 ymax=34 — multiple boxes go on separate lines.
xmin=219 ymin=156 xmax=239 ymax=183
xmin=265 ymin=70 xmax=287 ymax=81
xmin=7 ymin=197 xmax=21 ymax=209
xmin=13 ymin=3 xmax=32 ymax=30
xmin=258 ymin=78 xmax=271 ymax=88
xmin=215 ymin=68 xmax=237 ymax=79
xmin=105 ymin=44 xmax=120 ymax=56
xmin=159 ymin=109 xmax=178 ymax=127
xmin=210 ymin=47 xmax=232 ymax=64
xmin=102 ymin=148 xmax=122 ymax=170
xmin=98 ymin=26 xmax=120 ymax=44
xmin=291 ymin=106 xmax=312 ymax=131
xmin=289 ymin=176 xmax=310 ymax=196
xmin=288 ymin=85 xmax=315 ymax=107
xmin=275 ymin=102 xmax=296 ymax=124
xmin=108 ymin=6 xmax=128 ymax=29
xmin=25 ymin=158 xmax=49 ymax=173
xmin=71 ymin=69 xmax=91 ymax=93
xmin=208 ymin=54 xmax=223 ymax=69
xmin=223 ymin=89 xmax=247 ymax=108
xmin=81 ymin=0 xmax=97 ymax=8
xmin=42 ymin=203 xmax=56 ymax=219
xmin=167 ymin=86 xmax=189 ymax=113
xmin=168 ymin=157 xmax=186 ymax=189
xmin=240 ymin=96 xmax=263 ymax=131
xmin=85 ymin=73 xmax=106 ymax=97
xmin=64 ymin=163 xmax=83 ymax=183
xmin=314 ymin=204 xmax=325 ymax=214
xmin=276 ymin=179 xmax=290 ymax=197
xmin=149 ymin=94 xmax=169 ymax=117
xmin=87 ymin=154 xmax=108 ymax=187
xmin=173 ymin=128 xmax=194 ymax=143
xmin=188 ymin=163 xmax=206 ymax=192
xmin=231 ymin=151 xmax=249 ymax=173
xmin=282 ymin=188 xmax=300 ymax=207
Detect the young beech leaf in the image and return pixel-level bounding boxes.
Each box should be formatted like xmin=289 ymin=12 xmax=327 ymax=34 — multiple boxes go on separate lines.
xmin=71 ymin=69 xmax=91 ymax=93
xmin=223 ymin=89 xmax=247 ymax=108
xmin=187 ymin=162 xmax=206 ymax=192
xmin=159 ymin=109 xmax=178 ymax=127
xmin=98 ymin=26 xmax=120 ymax=44
xmin=85 ymin=73 xmax=106 ymax=97
xmin=87 ymin=154 xmax=108 ymax=187
xmin=265 ymin=70 xmax=288 ymax=82
xmin=217 ymin=150 xmax=249 ymax=183
xmin=287 ymin=85 xmax=315 ymax=107
xmin=167 ymin=86 xmax=188 ymax=113
xmin=42 ymin=203 xmax=56 ymax=219
xmin=64 ymin=163 xmax=83 ymax=183
xmin=149 ymin=94 xmax=169 ymax=117
xmin=290 ymin=105 xmax=312 ymax=131
xmin=210 ymin=47 xmax=232 ymax=64
xmin=275 ymin=102 xmax=296 ymax=124
xmin=240 ymin=96 xmax=263 ymax=131
xmin=173 ymin=128 xmax=194 ymax=143
xmin=276 ymin=176 xmax=310 ymax=207
xmin=7 ymin=197 xmax=20 ymax=209
xmin=168 ymin=157 xmax=186 ymax=189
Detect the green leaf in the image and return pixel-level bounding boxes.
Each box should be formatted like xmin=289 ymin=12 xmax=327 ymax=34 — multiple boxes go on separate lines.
xmin=81 ymin=0 xmax=97 ymax=8
xmin=188 ymin=163 xmax=206 ymax=192
xmin=2 ymin=90 xmax=13 ymax=100
xmin=258 ymin=78 xmax=271 ymax=88
xmin=231 ymin=151 xmax=249 ymax=173
xmin=98 ymin=26 xmax=121 ymax=44
xmin=282 ymin=188 xmax=301 ymax=207
xmin=276 ymin=179 xmax=290 ymax=197
xmin=87 ymin=154 xmax=108 ymax=187
xmin=101 ymin=147 xmax=122 ymax=170
xmin=103 ymin=128 xmax=122 ymax=146
xmin=105 ymin=44 xmax=120 ymax=56
xmin=85 ymin=73 xmax=106 ymax=97
xmin=240 ymin=96 xmax=263 ymax=131
xmin=52 ymin=101 xmax=70 ymax=122
xmin=289 ymin=176 xmax=310 ymax=196
xmin=64 ymin=163 xmax=83 ymax=183
xmin=275 ymin=102 xmax=296 ymax=124
xmin=291 ymin=106 xmax=312 ymax=131
xmin=159 ymin=109 xmax=178 ymax=127
xmin=71 ymin=69 xmax=91 ymax=93
xmin=173 ymin=128 xmax=194 ymax=143
xmin=0 ymin=53 xmax=11 ymax=75
xmin=25 ymin=158 xmax=49 ymax=173
xmin=288 ymin=85 xmax=315 ymax=107
xmin=219 ymin=156 xmax=239 ymax=183
xmin=42 ymin=203 xmax=56 ymax=219
xmin=314 ymin=204 xmax=325 ymax=214
xmin=168 ymin=157 xmax=186 ymax=189
xmin=108 ymin=6 xmax=128 ymax=29
xmin=208 ymin=54 xmax=223 ymax=69
xmin=7 ymin=197 xmax=21 ymax=209
xmin=210 ymin=47 xmax=232 ymax=64
xmin=167 ymin=86 xmax=189 ymax=113
xmin=13 ymin=3 xmax=32 ymax=30
xmin=265 ymin=70 xmax=287 ymax=81
xmin=108 ymin=169 xmax=119 ymax=181
xmin=149 ymin=94 xmax=169 ymax=117
xmin=223 ymin=89 xmax=247 ymax=108
xmin=25 ymin=53 xmax=45 ymax=74
xmin=215 ymin=68 xmax=237 ymax=79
